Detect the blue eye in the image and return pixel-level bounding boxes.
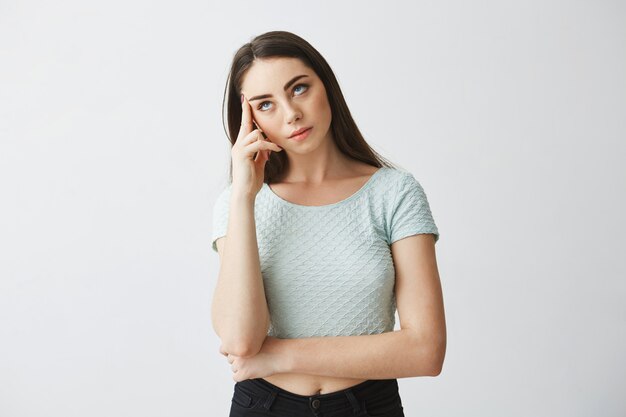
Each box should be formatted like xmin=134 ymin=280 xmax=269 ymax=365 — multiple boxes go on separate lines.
xmin=293 ymin=83 xmax=309 ymax=95
xmin=257 ymin=83 xmax=309 ymax=112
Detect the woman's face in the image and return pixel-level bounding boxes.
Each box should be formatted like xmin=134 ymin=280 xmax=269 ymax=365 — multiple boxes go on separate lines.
xmin=240 ymin=57 xmax=332 ymax=152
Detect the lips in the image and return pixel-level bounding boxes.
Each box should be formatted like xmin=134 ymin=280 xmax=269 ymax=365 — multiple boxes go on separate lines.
xmin=289 ymin=127 xmax=312 ymax=138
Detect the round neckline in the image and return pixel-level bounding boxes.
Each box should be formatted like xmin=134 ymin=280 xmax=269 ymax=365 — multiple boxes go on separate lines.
xmin=263 ymin=167 xmax=386 ymax=209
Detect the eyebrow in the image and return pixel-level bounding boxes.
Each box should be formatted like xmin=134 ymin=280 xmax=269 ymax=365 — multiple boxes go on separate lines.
xmin=247 ymin=74 xmax=310 ymax=102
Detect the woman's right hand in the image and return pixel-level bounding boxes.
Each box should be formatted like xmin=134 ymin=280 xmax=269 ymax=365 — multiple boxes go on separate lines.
xmin=231 ymin=94 xmax=283 ymax=197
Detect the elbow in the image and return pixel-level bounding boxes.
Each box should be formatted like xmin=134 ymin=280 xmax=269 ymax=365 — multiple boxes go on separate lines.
xmin=410 ymin=330 xmax=446 ymax=377
xmin=236 ymin=337 xmax=265 ymax=358
xmin=430 ymin=361 xmax=443 ymax=376
xmin=216 ymin=322 xmax=270 ymax=358
xmin=223 ymin=342 xmax=260 ymax=358
xmin=234 ymin=323 xmax=271 ymax=358
xmin=211 ymin=306 xmax=271 ymax=358
xmin=423 ymin=352 xmax=445 ymax=377
xmin=427 ymin=336 xmax=446 ymax=376
xmin=217 ymin=333 xmax=261 ymax=358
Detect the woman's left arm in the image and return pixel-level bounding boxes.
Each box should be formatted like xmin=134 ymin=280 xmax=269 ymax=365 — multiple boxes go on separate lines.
xmin=224 ymin=234 xmax=447 ymax=381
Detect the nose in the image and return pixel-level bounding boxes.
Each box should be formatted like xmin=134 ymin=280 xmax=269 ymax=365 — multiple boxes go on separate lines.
xmin=284 ymin=102 xmax=302 ymax=125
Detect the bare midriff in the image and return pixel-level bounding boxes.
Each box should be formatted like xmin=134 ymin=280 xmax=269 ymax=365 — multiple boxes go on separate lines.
xmin=262 ymin=373 xmax=368 ymax=396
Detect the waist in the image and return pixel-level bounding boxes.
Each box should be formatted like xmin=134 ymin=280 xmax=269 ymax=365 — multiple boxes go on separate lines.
xmin=233 ymin=376 xmax=400 ymax=415
xmin=262 ymin=373 xmax=369 ymax=396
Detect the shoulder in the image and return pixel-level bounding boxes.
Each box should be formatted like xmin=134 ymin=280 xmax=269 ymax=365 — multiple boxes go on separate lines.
xmin=382 ymin=168 xmax=434 ymax=211
xmin=374 ymin=166 xmax=418 ymax=193
xmin=382 ymin=167 xmax=439 ymax=244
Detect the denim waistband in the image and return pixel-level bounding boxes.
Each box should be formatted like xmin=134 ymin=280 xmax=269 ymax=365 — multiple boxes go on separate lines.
xmin=235 ymin=377 xmax=399 ymax=414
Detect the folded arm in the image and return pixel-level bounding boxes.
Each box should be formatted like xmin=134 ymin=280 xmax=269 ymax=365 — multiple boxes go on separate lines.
xmin=271 ymin=328 xmax=443 ymax=379
xmin=272 ymin=234 xmax=446 ymax=379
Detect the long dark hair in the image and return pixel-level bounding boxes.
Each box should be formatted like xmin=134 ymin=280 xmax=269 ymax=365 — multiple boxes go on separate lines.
xmin=221 ymin=30 xmax=398 ymax=184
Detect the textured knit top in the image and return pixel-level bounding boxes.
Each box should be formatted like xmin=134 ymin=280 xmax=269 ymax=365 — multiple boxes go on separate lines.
xmin=210 ymin=167 xmax=440 ymax=339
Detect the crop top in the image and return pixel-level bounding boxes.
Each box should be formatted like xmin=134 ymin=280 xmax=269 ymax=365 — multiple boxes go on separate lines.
xmin=210 ymin=166 xmax=440 ymax=339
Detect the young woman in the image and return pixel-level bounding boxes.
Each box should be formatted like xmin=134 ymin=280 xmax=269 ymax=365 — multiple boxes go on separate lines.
xmin=211 ymin=30 xmax=446 ymax=417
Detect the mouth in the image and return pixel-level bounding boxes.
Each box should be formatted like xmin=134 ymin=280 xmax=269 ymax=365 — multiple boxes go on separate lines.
xmin=288 ymin=127 xmax=312 ymax=139
xmin=288 ymin=127 xmax=312 ymax=142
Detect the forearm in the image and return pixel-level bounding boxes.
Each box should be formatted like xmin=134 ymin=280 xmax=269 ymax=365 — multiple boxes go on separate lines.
xmin=276 ymin=329 xmax=443 ymax=379
xmin=211 ymin=191 xmax=269 ymax=356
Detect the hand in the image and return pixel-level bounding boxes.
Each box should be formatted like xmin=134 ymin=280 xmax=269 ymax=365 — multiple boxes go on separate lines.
xmin=231 ymin=95 xmax=283 ymax=197
xmin=222 ymin=336 xmax=285 ymax=382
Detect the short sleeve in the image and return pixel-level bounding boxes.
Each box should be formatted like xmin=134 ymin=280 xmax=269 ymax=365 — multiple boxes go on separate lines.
xmin=386 ymin=173 xmax=440 ymax=244
xmin=211 ymin=184 xmax=232 ymax=253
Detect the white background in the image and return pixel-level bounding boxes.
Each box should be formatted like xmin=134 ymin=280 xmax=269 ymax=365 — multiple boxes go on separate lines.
xmin=1 ymin=1 xmax=625 ymax=416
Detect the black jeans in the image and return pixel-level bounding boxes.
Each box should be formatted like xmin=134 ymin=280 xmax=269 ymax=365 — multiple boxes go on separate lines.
xmin=229 ymin=377 xmax=405 ymax=417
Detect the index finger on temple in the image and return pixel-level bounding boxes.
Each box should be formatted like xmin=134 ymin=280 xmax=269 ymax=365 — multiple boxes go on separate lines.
xmin=240 ymin=93 xmax=253 ymax=131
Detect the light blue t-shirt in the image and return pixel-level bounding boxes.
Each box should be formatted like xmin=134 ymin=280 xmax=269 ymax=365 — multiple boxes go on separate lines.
xmin=211 ymin=167 xmax=440 ymax=339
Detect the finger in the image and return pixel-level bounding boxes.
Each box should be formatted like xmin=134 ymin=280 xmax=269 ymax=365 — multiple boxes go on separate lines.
xmin=256 ymin=149 xmax=269 ymax=163
xmin=252 ymin=136 xmax=265 ymax=162
xmin=246 ymin=138 xmax=283 ymax=155
xmin=252 ymin=120 xmax=266 ymax=138
xmin=237 ymin=129 xmax=264 ymax=147
xmin=239 ymin=95 xmax=253 ymax=137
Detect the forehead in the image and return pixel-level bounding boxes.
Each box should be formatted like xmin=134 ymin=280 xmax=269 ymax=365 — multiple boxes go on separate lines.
xmin=241 ymin=57 xmax=314 ymax=93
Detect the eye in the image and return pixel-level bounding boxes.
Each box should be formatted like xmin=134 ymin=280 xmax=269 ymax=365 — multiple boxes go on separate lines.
xmin=293 ymin=83 xmax=309 ymax=95
xmin=256 ymin=83 xmax=310 ymax=112
xmin=258 ymin=101 xmax=272 ymax=111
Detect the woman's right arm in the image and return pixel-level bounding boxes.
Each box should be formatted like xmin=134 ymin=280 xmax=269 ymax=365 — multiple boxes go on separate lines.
xmin=210 ymin=94 xmax=283 ymax=358
xmin=211 ymin=189 xmax=269 ymax=358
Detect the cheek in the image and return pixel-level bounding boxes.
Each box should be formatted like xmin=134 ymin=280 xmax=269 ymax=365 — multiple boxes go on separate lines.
xmin=311 ymin=92 xmax=331 ymax=116
xmin=314 ymin=97 xmax=332 ymax=124
xmin=257 ymin=119 xmax=282 ymax=140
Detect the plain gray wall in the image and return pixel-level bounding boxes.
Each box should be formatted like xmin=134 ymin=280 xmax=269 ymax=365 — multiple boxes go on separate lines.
xmin=1 ymin=1 xmax=624 ymax=416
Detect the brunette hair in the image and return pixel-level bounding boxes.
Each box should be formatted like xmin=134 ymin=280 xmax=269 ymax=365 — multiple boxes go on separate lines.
xmin=221 ymin=30 xmax=397 ymax=183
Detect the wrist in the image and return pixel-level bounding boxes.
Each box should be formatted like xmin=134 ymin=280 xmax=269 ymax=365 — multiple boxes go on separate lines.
xmin=230 ymin=189 xmax=256 ymax=205
xmin=279 ymin=344 xmax=296 ymax=374
xmin=266 ymin=337 xmax=296 ymax=374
